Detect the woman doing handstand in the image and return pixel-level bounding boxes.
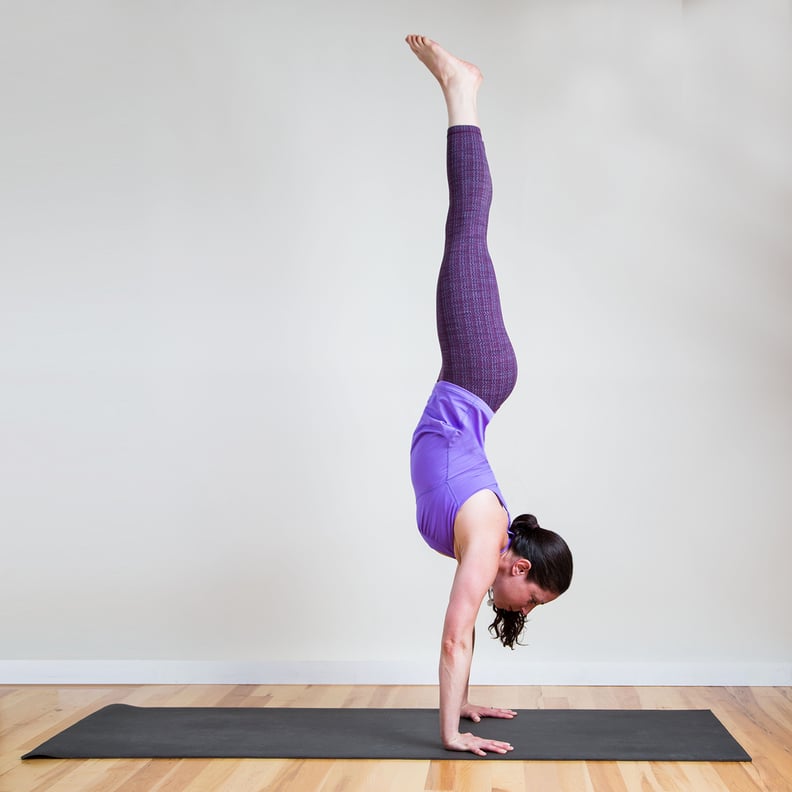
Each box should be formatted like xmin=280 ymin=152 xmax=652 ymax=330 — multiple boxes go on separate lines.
xmin=406 ymin=35 xmax=573 ymax=757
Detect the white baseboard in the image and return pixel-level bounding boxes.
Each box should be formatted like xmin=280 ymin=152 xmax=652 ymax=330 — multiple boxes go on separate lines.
xmin=1 ymin=660 xmax=790 ymax=686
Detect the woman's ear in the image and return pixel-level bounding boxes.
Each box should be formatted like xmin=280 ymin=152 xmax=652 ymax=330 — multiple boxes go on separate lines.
xmin=513 ymin=558 xmax=532 ymax=576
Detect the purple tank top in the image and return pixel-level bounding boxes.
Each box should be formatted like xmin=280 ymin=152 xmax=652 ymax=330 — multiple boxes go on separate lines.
xmin=410 ymin=381 xmax=509 ymax=558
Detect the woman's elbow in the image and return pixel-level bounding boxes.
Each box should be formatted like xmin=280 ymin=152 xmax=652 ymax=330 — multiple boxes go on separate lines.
xmin=441 ymin=634 xmax=472 ymax=657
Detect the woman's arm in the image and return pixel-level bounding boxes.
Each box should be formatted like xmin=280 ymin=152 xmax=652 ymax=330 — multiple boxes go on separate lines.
xmin=439 ymin=491 xmax=515 ymax=756
xmin=459 ymin=628 xmax=517 ymax=723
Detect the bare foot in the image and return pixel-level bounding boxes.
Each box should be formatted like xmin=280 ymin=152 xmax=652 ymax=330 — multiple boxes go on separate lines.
xmin=405 ymin=35 xmax=482 ymax=127
xmin=405 ymin=35 xmax=482 ymax=92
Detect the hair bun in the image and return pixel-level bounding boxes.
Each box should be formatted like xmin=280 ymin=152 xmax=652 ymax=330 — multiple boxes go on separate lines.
xmin=512 ymin=513 xmax=540 ymax=531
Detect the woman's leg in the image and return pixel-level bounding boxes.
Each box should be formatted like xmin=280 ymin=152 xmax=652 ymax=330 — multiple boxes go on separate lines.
xmin=437 ymin=125 xmax=517 ymax=412
xmin=406 ymin=36 xmax=517 ymax=412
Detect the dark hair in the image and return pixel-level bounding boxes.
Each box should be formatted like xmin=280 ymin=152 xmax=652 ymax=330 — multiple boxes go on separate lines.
xmin=488 ymin=514 xmax=573 ymax=649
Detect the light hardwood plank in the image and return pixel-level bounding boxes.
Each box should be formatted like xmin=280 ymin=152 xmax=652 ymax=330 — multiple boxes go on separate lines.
xmin=1 ymin=685 xmax=789 ymax=792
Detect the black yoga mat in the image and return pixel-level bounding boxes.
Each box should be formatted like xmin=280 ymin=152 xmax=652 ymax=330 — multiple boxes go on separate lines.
xmin=22 ymin=704 xmax=751 ymax=761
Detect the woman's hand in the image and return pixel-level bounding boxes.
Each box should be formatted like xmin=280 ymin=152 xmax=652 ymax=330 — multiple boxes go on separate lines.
xmin=444 ymin=731 xmax=514 ymax=756
xmin=461 ymin=702 xmax=518 ymax=723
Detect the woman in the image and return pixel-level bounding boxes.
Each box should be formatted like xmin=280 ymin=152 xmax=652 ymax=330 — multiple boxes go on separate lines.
xmin=406 ymin=35 xmax=573 ymax=757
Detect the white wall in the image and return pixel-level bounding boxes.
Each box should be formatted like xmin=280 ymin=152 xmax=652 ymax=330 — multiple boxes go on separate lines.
xmin=2 ymin=0 xmax=791 ymax=685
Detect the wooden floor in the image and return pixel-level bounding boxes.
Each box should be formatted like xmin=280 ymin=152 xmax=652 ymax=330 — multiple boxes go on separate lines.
xmin=1 ymin=685 xmax=790 ymax=791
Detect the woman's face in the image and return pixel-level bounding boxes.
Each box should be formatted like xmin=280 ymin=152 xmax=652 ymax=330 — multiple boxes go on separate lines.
xmin=491 ymin=558 xmax=559 ymax=615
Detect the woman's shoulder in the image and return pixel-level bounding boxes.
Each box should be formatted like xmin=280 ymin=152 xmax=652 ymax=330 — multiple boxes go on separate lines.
xmin=453 ymin=490 xmax=510 ymax=561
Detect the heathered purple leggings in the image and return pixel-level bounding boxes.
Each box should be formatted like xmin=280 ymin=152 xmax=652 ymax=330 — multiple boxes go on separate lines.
xmin=437 ymin=126 xmax=518 ymax=413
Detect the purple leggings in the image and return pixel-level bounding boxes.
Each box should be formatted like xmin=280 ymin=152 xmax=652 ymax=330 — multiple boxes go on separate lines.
xmin=436 ymin=126 xmax=518 ymax=413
